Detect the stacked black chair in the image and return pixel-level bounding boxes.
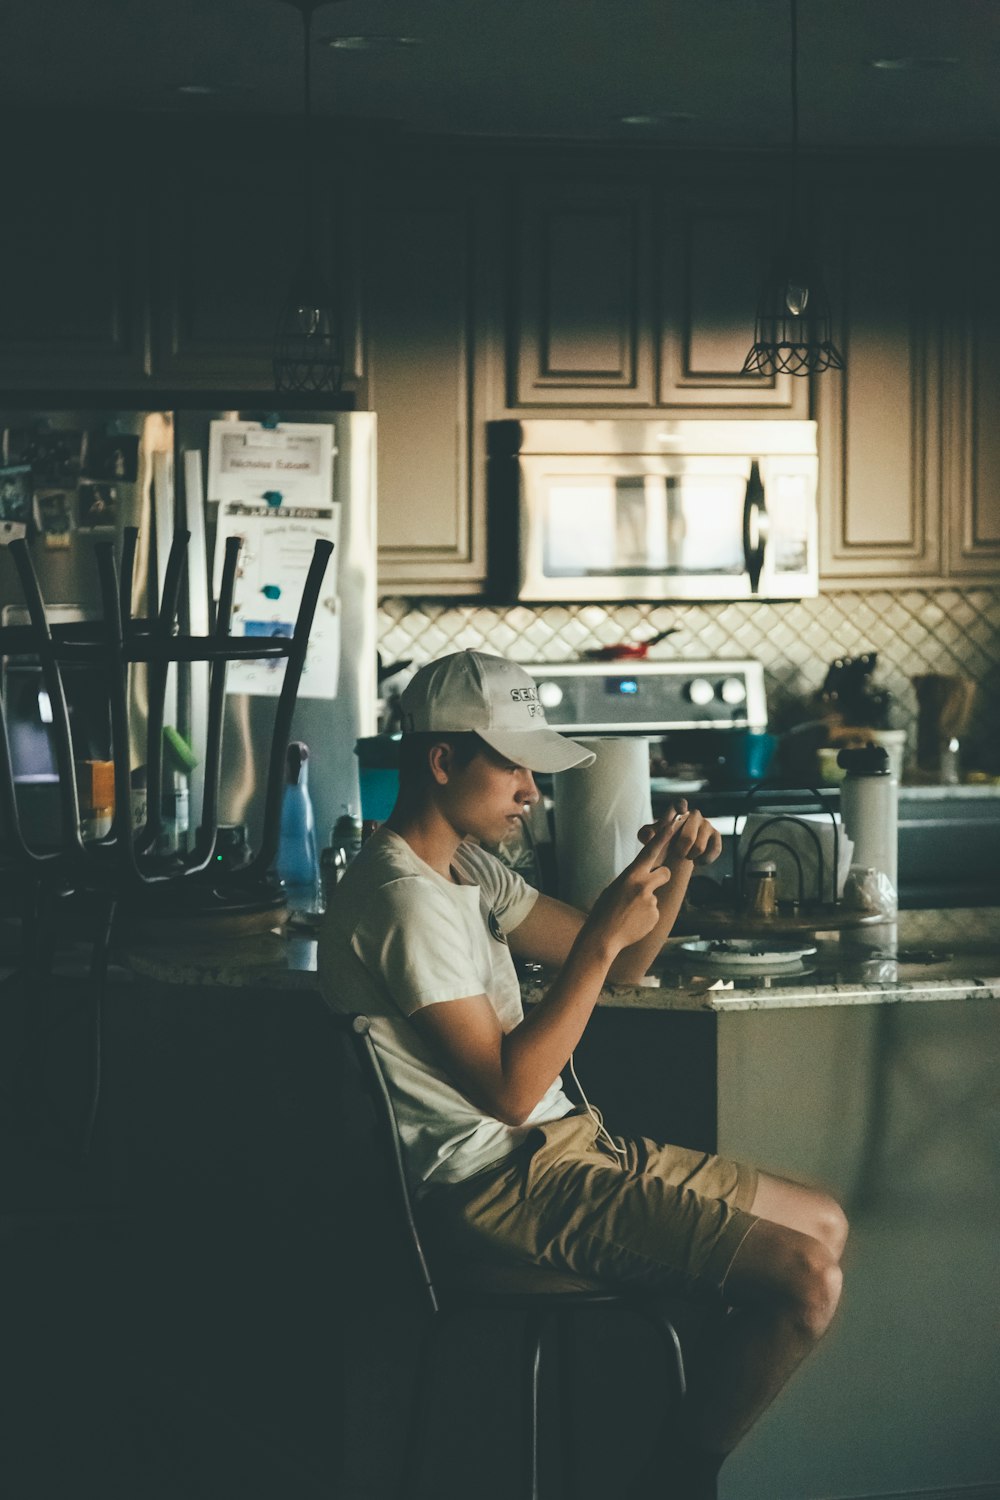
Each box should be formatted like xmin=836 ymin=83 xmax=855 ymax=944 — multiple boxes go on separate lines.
xmin=338 ymin=1013 xmax=688 ymax=1500
xmin=0 ymin=528 xmax=333 ymax=1152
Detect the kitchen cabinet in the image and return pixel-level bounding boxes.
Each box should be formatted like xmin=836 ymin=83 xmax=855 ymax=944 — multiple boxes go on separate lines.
xmin=152 ymin=152 xmax=363 ymax=393
xmin=943 ymin=216 xmax=1000 ymax=577
xmin=370 ymin=181 xmax=499 ymax=595
xmin=0 ymin=138 xmax=150 ymax=387
xmin=0 ymin=126 xmax=363 ymax=398
xmin=656 ymin=183 xmax=809 ymax=415
xmin=816 ymin=176 xmax=1000 ymax=588
xmin=152 ymin=153 xmax=288 ymax=389
xmin=511 ymin=180 xmax=656 ymax=407
xmin=510 ymin=174 xmax=808 ymax=416
xmin=817 ymin=188 xmax=944 ymax=581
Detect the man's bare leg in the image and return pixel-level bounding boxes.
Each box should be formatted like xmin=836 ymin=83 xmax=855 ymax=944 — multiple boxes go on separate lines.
xmin=633 ymin=1176 xmax=848 ymax=1497
xmin=748 ymin=1172 xmax=850 ymax=1258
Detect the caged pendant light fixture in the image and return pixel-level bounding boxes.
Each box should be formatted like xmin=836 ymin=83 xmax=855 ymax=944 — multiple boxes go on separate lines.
xmin=272 ymin=0 xmax=345 ymax=394
xmin=743 ymin=0 xmax=843 ymax=377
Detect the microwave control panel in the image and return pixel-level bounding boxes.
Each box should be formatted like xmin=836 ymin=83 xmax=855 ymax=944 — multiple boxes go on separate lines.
xmin=523 ymin=659 xmax=767 ymax=734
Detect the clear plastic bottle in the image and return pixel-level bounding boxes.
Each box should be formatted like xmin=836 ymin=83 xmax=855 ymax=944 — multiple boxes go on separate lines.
xmin=277 ymin=741 xmax=320 ymax=911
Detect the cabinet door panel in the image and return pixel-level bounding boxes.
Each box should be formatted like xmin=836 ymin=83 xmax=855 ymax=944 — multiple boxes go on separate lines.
xmin=818 ymin=203 xmax=941 ymax=578
xmin=372 ymin=187 xmax=493 ymax=592
xmin=945 ymin=230 xmax=1000 ymax=575
xmin=513 ymin=185 xmax=654 ymax=406
xmin=0 ymin=157 xmax=148 ymax=385
xmin=154 ymin=159 xmax=292 ymax=387
xmin=154 ymin=158 xmax=362 ymax=390
xmin=659 ymin=192 xmax=808 ymax=414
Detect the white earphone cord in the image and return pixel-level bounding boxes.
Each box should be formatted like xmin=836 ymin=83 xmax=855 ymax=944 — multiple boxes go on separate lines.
xmin=567 ymin=1053 xmax=628 ymax=1161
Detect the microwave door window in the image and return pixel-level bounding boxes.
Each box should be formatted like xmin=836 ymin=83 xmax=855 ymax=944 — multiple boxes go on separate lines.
xmin=615 ymin=477 xmax=668 ymax=570
xmin=543 ymin=476 xmax=669 ymax=576
xmin=541 ymin=469 xmax=745 ymax=578
xmin=543 ymin=479 xmax=617 ymax=576
xmin=667 ymin=474 xmax=745 ymax=574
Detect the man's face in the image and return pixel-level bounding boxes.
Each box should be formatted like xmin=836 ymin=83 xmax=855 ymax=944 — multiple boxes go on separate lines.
xmin=438 ymin=744 xmax=540 ymax=844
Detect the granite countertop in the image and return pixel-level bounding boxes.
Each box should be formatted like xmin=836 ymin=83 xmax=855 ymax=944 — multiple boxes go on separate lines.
xmin=521 ymin=905 xmax=1000 ymax=1012
xmin=123 ymin=907 xmax=1000 ymax=1014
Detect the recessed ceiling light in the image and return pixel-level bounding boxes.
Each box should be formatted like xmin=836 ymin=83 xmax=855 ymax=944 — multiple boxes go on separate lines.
xmin=870 ymin=56 xmax=959 ymax=71
xmin=619 ymin=112 xmax=697 ymax=127
xmin=174 ymin=82 xmax=254 ymax=96
xmin=324 ymin=35 xmax=422 ymax=52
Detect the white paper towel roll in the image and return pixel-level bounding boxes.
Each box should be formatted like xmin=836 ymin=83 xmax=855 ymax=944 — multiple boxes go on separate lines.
xmin=553 ymin=738 xmax=653 ymax=911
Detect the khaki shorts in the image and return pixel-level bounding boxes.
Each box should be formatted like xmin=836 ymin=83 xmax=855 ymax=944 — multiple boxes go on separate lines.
xmin=420 ymin=1111 xmax=759 ymax=1305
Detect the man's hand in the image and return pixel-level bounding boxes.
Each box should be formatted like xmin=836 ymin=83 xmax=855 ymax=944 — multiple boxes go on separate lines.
xmin=637 ymin=798 xmax=723 ymax=868
xmin=583 ymin=821 xmax=675 ymax=957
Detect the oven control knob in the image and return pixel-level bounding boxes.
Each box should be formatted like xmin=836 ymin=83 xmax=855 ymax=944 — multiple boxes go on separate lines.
xmin=685 ymin=677 xmax=715 ymax=707
xmin=537 ymin=680 xmax=563 ymax=710
xmin=718 ymin=676 xmax=747 ymax=706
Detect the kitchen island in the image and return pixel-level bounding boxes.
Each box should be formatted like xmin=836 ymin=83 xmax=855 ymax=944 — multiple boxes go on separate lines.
xmin=124 ymin=906 xmax=1000 ymax=1500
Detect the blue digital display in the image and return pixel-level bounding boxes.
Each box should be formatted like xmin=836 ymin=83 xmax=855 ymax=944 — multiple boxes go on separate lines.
xmin=616 ymin=678 xmax=639 ymax=695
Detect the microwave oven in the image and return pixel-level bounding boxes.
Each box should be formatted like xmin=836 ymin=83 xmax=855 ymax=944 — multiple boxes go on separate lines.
xmin=488 ymin=419 xmax=819 ymax=602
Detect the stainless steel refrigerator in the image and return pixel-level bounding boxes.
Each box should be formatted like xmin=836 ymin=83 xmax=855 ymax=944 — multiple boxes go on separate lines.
xmin=0 ymin=398 xmax=377 ymax=858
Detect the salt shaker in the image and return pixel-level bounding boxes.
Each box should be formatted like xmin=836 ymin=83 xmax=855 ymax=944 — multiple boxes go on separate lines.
xmin=745 ymin=860 xmax=778 ymax=919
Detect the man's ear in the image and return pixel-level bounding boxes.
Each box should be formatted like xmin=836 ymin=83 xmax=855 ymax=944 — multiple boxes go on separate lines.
xmin=428 ymin=740 xmax=452 ymax=786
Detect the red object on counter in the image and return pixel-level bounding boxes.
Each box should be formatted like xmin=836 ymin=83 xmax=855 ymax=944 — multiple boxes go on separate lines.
xmin=582 ymin=627 xmax=680 ymax=662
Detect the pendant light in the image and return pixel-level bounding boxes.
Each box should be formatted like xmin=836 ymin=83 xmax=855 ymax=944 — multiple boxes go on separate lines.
xmin=272 ymin=0 xmax=344 ymax=395
xmin=743 ymin=0 xmax=843 ymax=377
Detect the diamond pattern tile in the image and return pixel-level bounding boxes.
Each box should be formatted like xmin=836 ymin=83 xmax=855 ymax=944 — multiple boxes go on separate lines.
xmin=379 ymin=588 xmax=1000 ymax=773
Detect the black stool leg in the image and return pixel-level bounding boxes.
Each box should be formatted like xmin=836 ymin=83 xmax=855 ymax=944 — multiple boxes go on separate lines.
xmin=81 ymin=891 xmax=116 ymax=1160
xmin=640 ymin=1305 xmax=686 ymax=1402
xmin=398 ymin=1315 xmax=441 ymax=1500
xmin=556 ymin=1310 xmax=578 ymax=1500
xmin=523 ymin=1310 xmax=546 ymax=1500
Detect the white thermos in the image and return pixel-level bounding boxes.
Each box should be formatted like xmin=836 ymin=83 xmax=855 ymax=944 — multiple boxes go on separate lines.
xmin=838 ymin=744 xmax=899 ymax=911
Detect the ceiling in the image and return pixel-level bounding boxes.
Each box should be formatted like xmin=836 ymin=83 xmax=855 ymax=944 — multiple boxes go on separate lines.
xmin=3 ymin=0 xmax=999 ymax=149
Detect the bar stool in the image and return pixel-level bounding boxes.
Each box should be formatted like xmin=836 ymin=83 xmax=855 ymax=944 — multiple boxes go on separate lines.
xmin=0 ymin=528 xmax=333 ymax=1152
xmin=337 ymin=1013 xmax=687 ymax=1500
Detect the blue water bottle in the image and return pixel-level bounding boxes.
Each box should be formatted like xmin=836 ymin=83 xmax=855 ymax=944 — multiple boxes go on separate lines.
xmin=277 ymin=740 xmax=320 ymax=911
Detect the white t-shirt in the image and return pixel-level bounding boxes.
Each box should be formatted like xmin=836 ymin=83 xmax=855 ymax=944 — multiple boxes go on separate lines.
xmin=318 ymin=827 xmax=574 ymax=1196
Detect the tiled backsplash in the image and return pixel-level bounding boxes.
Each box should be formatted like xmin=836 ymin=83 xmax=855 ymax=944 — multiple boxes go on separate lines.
xmin=379 ymin=589 xmax=1000 ymax=773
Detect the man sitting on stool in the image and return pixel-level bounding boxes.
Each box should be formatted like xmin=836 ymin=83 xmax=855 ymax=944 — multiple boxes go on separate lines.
xmin=319 ymin=650 xmax=847 ymax=1497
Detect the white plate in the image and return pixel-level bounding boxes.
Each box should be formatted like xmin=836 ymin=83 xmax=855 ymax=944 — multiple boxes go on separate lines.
xmin=680 ymin=939 xmax=817 ymax=968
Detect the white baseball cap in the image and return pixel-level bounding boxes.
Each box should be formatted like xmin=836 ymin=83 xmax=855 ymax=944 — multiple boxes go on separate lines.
xmin=398 ymin=651 xmax=596 ymax=773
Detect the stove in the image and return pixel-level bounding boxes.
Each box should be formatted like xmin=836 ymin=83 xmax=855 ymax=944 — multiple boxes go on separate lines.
xmin=523 ymin=659 xmax=768 ymax=736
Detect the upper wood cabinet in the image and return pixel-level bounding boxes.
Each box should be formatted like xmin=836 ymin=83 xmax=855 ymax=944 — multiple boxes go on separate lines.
xmin=370 ymin=181 xmax=498 ymax=594
xmin=817 ymin=190 xmax=943 ymax=581
xmin=0 ymin=144 xmax=150 ymax=387
xmin=512 ymin=182 xmax=655 ymax=407
xmin=657 ymin=185 xmax=809 ymax=415
xmin=943 ymin=217 xmax=1000 ymax=577
xmin=153 ymin=153 xmax=362 ymax=392
xmin=152 ymin=154 xmax=287 ymax=388
xmin=509 ymin=175 xmax=808 ymax=415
